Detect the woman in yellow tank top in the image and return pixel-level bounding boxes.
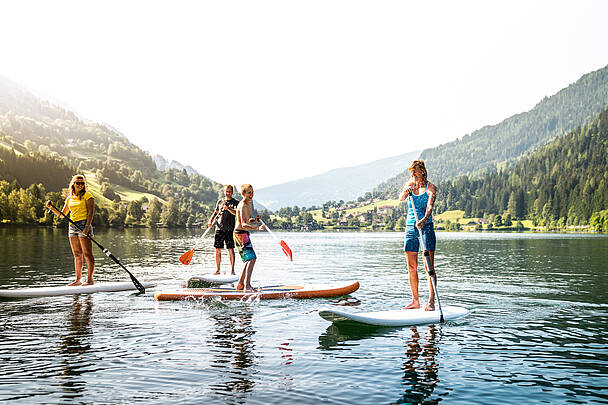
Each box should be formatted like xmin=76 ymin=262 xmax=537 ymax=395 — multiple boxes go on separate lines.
xmin=46 ymin=174 xmax=96 ymax=286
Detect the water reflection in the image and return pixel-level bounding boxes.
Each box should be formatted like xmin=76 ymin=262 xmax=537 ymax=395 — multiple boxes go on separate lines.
xmin=58 ymin=295 xmax=93 ymax=401
xmin=398 ymin=325 xmax=441 ymax=404
xmin=208 ymin=307 xmax=257 ymax=398
xmin=319 ymin=323 xmax=442 ymax=404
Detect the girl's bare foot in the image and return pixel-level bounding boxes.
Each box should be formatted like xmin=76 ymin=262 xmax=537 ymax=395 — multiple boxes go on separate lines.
xmin=83 ymin=279 xmax=94 ymax=285
xmin=244 ymin=285 xmax=259 ymax=292
xmin=68 ymin=280 xmax=82 ymax=286
xmin=236 ymin=284 xmax=244 ymax=290
xmin=402 ymin=301 xmax=420 ymax=310
xmin=424 ymin=302 xmax=435 ymax=311
xmin=213 ymin=271 xmax=220 ymax=275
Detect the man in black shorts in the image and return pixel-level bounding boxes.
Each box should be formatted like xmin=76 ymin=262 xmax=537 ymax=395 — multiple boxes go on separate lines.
xmin=207 ymin=185 xmax=240 ymax=275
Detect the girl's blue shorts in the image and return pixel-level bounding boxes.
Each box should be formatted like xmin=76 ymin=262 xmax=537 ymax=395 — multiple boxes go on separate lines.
xmin=404 ymin=222 xmax=436 ymax=252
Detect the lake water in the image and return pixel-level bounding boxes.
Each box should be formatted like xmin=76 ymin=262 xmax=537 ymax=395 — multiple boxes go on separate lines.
xmin=1 ymin=227 xmax=607 ymax=404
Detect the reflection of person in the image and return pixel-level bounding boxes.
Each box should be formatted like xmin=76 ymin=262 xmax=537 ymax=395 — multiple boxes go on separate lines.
xmin=233 ymin=184 xmax=265 ymax=291
xmin=400 ymin=325 xmax=440 ymax=403
xmin=46 ymin=174 xmax=95 ymax=286
xmin=208 ymin=309 xmax=256 ymax=396
xmin=399 ymin=160 xmax=438 ymax=310
xmin=208 ymin=185 xmax=239 ymax=275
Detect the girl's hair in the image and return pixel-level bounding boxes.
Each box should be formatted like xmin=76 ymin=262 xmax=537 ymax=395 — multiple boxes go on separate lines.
xmin=409 ymin=160 xmax=428 ymax=184
xmin=69 ymin=174 xmax=87 ymax=199
xmin=241 ymin=184 xmax=252 ymax=195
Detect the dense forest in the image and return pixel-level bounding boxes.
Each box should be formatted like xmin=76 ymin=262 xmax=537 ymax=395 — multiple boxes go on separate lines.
xmin=435 ymin=106 xmax=608 ymax=232
xmin=376 ymin=64 xmax=608 ymax=197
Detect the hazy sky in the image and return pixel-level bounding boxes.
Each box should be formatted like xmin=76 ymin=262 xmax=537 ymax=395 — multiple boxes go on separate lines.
xmin=2 ymin=1 xmax=608 ymax=188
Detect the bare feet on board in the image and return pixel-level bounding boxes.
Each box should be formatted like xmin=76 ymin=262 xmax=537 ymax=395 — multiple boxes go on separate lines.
xmin=68 ymin=280 xmax=82 ymax=286
xmin=402 ymin=300 xmax=420 ymax=310
xmin=424 ymin=302 xmax=435 ymax=311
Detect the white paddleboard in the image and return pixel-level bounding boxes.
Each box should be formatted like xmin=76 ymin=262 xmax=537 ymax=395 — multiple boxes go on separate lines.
xmin=319 ymin=305 xmax=469 ymax=326
xmin=182 ymin=274 xmax=240 ymax=287
xmin=0 ymin=281 xmax=157 ymax=298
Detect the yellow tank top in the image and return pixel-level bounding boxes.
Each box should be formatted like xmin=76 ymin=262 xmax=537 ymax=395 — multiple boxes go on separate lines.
xmin=68 ymin=191 xmax=94 ymax=222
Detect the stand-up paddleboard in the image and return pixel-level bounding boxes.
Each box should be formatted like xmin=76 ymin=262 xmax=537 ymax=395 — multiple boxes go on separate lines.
xmin=155 ymin=280 xmax=359 ymax=301
xmin=182 ymin=274 xmax=240 ymax=287
xmin=0 ymin=281 xmax=157 ymax=298
xmin=319 ymin=305 xmax=469 ymax=326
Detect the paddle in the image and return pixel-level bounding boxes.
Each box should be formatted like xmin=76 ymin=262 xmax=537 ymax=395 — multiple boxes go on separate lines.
xmin=47 ymin=201 xmax=146 ymax=294
xmin=407 ymin=191 xmax=445 ymax=323
xmin=260 ymin=219 xmax=293 ymax=261
xmin=179 ymin=226 xmax=212 ymax=265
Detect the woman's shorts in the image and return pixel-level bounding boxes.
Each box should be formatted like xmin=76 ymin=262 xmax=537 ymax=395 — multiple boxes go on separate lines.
xmin=233 ymin=231 xmax=257 ymax=262
xmin=68 ymin=219 xmax=94 ymax=238
xmin=404 ymin=222 xmax=435 ymax=252
xmin=214 ymin=230 xmax=235 ymax=249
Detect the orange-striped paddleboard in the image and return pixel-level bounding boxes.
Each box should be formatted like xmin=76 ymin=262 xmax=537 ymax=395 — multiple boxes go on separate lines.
xmin=154 ymin=280 xmax=359 ymax=301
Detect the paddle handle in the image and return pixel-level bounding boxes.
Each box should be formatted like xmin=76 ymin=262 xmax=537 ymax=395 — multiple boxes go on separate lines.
xmin=47 ymin=201 xmax=146 ymax=294
xmin=407 ymin=192 xmax=445 ymax=323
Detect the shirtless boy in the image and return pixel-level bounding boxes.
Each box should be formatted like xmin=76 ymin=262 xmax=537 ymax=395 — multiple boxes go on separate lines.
xmin=233 ymin=184 xmax=266 ymax=291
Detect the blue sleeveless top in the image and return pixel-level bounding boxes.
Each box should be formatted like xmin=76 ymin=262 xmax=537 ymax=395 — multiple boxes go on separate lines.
xmin=406 ymin=183 xmax=433 ymax=226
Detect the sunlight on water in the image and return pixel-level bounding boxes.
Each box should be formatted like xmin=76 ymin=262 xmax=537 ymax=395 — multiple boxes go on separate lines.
xmin=1 ymin=228 xmax=607 ymax=404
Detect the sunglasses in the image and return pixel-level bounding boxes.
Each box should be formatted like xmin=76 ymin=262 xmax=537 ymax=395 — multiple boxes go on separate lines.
xmin=75 ymin=182 xmax=85 ymax=186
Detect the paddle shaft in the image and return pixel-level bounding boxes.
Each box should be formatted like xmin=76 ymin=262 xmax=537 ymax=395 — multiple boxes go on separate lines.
xmin=407 ymin=191 xmax=445 ymax=323
xmin=259 ymin=219 xmax=279 ymax=241
xmin=48 ymin=202 xmax=146 ymax=293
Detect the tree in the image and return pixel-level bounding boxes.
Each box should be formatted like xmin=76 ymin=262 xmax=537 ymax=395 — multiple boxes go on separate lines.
xmin=146 ymin=199 xmax=162 ymax=227
xmin=161 ymin=197 xmax=180 ymax=227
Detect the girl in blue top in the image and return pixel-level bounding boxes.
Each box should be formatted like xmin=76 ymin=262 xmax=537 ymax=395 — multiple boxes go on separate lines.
xmin=399 ymin=160 xmax=438 ymax=311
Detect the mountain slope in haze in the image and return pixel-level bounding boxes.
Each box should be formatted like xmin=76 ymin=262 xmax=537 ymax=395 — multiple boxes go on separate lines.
xmin=255 ymin=150 xmax=420 ymax=210
xmin=376 ymin=64 xmax=608 ymax=196
xmin=152 ymin=155 xmax=199 ymax=175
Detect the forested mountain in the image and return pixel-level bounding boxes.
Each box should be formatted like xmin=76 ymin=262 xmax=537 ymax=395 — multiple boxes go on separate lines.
xmin=376 ymin=64 xmax=608 ymax=196
xmin=436 ymin=106 xmax=608 ymax=231
xmin=0 ymin=75 xmax=223 ymax=227
xmin=256 ymin=150 xmax=420 ymax=210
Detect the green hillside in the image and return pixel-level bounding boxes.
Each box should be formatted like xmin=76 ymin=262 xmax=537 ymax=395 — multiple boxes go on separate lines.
xmin=436 ymin=106 xmax=608 ymax=232
xmin=0 ymin=76 xmax=223 ymax=227
xmin=376 ymin=64 xmax=608 ymax=196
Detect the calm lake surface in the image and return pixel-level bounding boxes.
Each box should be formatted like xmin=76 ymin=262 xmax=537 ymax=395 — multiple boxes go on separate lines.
xmin=0 ymin=227 xmax=607 ymax=404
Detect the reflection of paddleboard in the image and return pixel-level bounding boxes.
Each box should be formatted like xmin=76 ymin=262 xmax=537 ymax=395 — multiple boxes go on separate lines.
xmin=155 ymin=280 xmax=359 ymax=301
xmin=319 ymin=305 xmax=469 ymax=326
xmin=183 ymin=274 xmax=240 ymax=287
xmin=0 ymin=282 xmax=157 ymax=298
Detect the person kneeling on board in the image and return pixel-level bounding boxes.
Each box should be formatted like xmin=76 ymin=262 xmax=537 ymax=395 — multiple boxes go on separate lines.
xmin=399 ymin=160 xmax=438 ymax=311
xmin=233 ymin=184 xmax=265 ymax=291
xmin=46 ymin=174 xmax=96 ymax=286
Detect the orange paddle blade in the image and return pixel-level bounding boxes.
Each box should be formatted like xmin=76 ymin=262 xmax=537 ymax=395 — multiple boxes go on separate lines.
xmin=179 ymin=249 xmax=195 ymax=265
xmin=280 ymin=240 xmax=293 ymax=261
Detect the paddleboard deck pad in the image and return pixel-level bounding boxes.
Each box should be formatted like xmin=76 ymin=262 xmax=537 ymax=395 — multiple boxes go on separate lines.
xmin=319 ymin=305 xmax=469 ymax=326
xmin=182 ymin=274 xmax=240 ymax=287
xmin=155 ymin=280 xmax=359 ymax=301
xmin=0 ymin=281 xmax=157 ymax=298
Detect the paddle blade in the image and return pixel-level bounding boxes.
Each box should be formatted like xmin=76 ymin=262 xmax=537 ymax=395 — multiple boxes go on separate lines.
xmin=280 ymin=240 xmax=293 ymax=261
xmin=179 ymin=249 xmax=195 ymax=265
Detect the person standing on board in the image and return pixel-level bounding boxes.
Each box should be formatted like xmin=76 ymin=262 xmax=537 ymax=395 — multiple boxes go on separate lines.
xmin=233 ymin=184 xmax=265 ymax=291
xmin=399 ymin=159 xmax=438 ymax=311
xmin=207 ymin=185 xmax=240 ymax=275
xmin=46 ymin=174 xmax=96 ymax=286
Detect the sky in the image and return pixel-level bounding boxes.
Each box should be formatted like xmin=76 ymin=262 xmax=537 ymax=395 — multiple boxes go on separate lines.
xmin=2 ymin=1 xmax=608 ymax=188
